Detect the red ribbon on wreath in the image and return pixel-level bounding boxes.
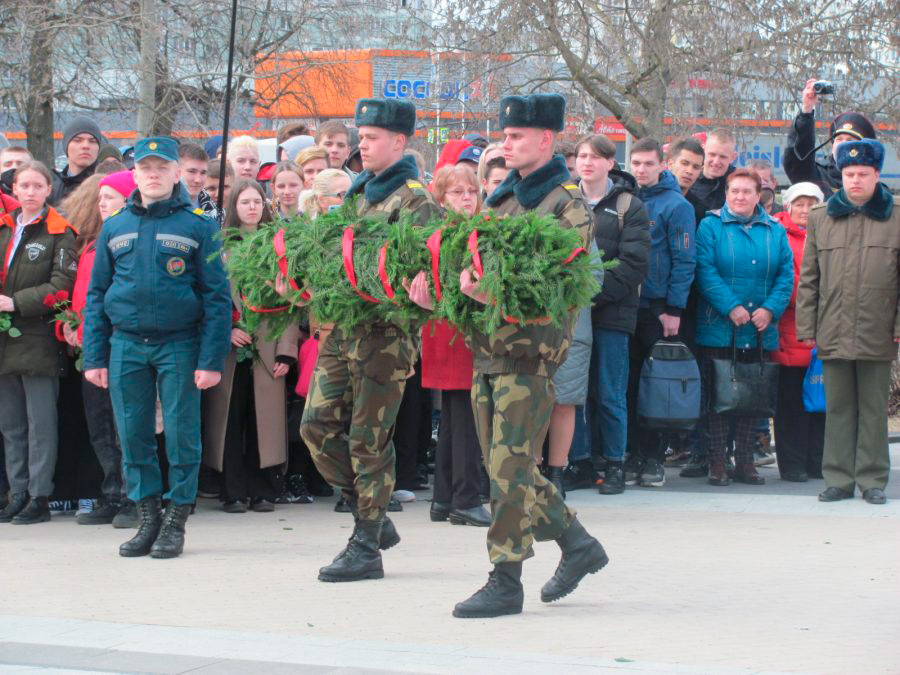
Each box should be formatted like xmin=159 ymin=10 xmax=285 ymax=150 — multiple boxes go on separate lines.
xmin=273 ymin=228 xmax=311 ymax=302
xmin=240 ymin=294 xmax=292 ymax=314
xmin=377 ymin=243 xmax=396 ymax=301
xmin=342 ymin=227 xmax=381 ymax=304
xmin=426 ymin=228 xmax=443 ymax=301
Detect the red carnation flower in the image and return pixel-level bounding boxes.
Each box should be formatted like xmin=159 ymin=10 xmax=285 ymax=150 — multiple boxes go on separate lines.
xmin=54 ymin=289 xmax=69 ymax=303
xmin=231 ymin=308 xmax=241 ymax=323
xmin=43 ymin=293 xmax=57 ymax=308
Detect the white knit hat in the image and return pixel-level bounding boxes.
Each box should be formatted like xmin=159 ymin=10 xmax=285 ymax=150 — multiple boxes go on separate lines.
xmin=782 ymin=181 xmax=824 ymax=206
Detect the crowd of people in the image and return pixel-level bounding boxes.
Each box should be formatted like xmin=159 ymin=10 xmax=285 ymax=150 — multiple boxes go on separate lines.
xmin=0 ymin=77 xmax=897 ymax=614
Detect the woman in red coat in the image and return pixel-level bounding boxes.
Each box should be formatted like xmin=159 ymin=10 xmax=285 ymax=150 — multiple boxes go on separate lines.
xmin=772 ymin=181 xmax=826 ymax=482
xmin=61 ymin=170 xmax=137 ymax=525
xmin=423 ymin=164 xmax=490 ymax=527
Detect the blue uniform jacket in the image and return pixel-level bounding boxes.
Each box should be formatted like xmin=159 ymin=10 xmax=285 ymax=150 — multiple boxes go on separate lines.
xmin=695 ymin=203 xmax=794 ymax=350
xmin=83 ymin=184 xmax=232 ymax=372
xmin=636 ymin=171 xmax=696 ymax=315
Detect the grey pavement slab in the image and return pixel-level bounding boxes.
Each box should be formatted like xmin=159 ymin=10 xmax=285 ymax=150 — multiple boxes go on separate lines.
xmin=1 ymin=446 xmax=899 ymax=674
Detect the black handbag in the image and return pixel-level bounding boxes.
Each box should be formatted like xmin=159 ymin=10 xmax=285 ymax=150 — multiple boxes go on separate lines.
xmin=711 ymin=328 xmax=778 ymax=417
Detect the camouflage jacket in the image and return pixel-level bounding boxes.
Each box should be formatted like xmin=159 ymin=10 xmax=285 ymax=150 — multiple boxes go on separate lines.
xmin=471 ymin=155 xmax=593 ymax=377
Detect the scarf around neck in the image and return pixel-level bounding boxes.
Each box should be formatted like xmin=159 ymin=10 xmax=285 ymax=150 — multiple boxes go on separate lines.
xmin=484 ymin=154 xmax=571 ymax=210
xmin=345 ymin=155 xmax=420 ymax=205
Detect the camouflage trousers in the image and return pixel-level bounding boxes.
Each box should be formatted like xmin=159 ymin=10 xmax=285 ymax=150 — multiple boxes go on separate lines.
xmin=300 ymin=324 xmax=417 ymax=521
xmin=471 ymin=372 xmax=576 ymax=564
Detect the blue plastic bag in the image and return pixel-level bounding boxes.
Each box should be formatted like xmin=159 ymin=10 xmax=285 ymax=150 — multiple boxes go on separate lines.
xmin=802 ymin=348 xmax=826 ymax=413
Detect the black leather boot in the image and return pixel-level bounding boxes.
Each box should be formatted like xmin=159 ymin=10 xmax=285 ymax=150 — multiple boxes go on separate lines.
xmin=11 ymin=496 xmax=51 ymax=524
xmin=119 ymin=496 xmax=162 ymax=557
xmin=541 ymin=518 xmax=609 ymax=603
xmin=319 ymin=519 xmax=384 ymax=582
xmin=348 ymin=501 xmax=400 ymax=550
xmin=453 ymin=562 xmax=524 ymax=618
xmin=150 ymin=503 xmax=191 ymax=559
xmin=0 ymin=492 xmax=29 ymax=523
xmin=547 ymin=466 xmax=566 ymax=499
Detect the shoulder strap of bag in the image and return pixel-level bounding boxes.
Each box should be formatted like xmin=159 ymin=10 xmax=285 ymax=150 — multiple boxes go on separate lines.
xmin=615 ymin=192 xmax=632 ymax=233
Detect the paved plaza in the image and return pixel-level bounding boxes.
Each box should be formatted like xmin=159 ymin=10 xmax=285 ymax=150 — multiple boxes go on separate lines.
xmin=2 ymin=448 xmax=898 ymax=674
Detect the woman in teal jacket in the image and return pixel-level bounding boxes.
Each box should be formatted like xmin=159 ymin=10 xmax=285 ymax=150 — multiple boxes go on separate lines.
xmin=695 ymin=168 xmax=793 ymax=487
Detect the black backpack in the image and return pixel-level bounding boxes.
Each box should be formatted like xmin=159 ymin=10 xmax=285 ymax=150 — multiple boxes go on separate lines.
xmin=637 ymin=340 xmax=701 ymax=431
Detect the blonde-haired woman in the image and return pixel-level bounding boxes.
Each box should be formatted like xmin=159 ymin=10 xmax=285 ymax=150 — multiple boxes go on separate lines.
xmin=294 ymin=146 xmax=330 ymax=189
xmin=476 ymin=142 xmax=503 ymax=185
xmin=297 ymin=169 xmax=351 ymax=218
xmin=269 ymin=162 xmax=304 ymax=219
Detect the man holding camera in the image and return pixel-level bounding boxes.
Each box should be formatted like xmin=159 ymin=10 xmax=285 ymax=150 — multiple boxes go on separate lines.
xmin=784 ymin=78 xmax=877 ymax=194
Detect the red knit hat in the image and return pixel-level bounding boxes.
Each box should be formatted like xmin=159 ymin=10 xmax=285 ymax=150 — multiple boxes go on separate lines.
xmin=99 ymin=170 xmax=136 ymax=199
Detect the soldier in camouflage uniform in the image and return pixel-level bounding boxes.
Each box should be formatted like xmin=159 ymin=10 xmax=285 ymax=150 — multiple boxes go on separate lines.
xmin=300 ymin=99 xmax=441 ymax=582
xmin=452 ymin=94 xmax=610 ymax=618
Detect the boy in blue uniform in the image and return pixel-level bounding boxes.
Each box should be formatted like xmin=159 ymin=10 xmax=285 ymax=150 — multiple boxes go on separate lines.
xmin=83 ymin=137 xmax=231 ymax=559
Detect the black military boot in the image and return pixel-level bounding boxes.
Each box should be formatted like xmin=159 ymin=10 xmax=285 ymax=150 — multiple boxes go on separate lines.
xmin=119 ymin=496 xmax=162 ymax=557
xmin=453 ymin=562 xmax=524 ymax=618
xmin=11 ymin=497 xmax=51 ymax=524
xmin=348 ymin=501 xmax=400 ymax=551
xmin=319 ymin=519 xmax=384 ymax=582
xmin=150 ymin=503 xmax=191 ymax=559
xmin=0 ymin=492 xmax=29 ymax=523
xmin=541 ymin=518 xmax=609 ymax=603
xmin=547 ymin=466 xmax=566 ymax=499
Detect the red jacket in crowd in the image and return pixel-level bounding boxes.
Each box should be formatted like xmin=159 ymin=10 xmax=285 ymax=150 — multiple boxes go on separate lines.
xmin=0 ymin=193 xmax=20 ymax=218
xmin=421 ymin=320 xmax=473 ymax=391
xmin=70 ymin=244 xmax=95 ymax=344
xmin=771 ymin=210 xmax=814 ymax=367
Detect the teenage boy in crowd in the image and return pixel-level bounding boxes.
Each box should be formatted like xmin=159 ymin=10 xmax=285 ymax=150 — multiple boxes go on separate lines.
xmin=315 ymin=120 xmax=353 ymax=170
xmin=625 ymin=138 xmax=696 ymax=487
xmin=51 ymin=117 xmax=104 ymax=205
xmin=84 ymin=137 xmax=231 ymax=559
xmin=177 ymin=142 xmax=220 ymax=221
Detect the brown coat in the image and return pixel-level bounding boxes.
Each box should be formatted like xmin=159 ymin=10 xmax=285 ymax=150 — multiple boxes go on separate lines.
xmin=202 ymin=289 xmax=302 ymax=471
xmin=796 ymin=193 xmax=900 ymax=362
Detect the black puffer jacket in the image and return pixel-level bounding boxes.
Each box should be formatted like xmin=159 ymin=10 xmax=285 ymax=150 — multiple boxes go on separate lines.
xmin=586 ymin=169 xmax=650 ymax=334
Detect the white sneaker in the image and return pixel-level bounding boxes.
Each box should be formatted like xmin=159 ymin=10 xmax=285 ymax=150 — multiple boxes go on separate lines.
xmin=392 ymin=489 xmax=416 ymax=503
xmin=76 ymin=498 xmax=94 ymax=516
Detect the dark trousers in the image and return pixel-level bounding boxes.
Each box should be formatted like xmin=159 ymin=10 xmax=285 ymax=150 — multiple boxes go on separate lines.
xmin=393 ymin=358 xmax=432 ymax=490
xmin=774 ymin=365 xmax=824 ymax=477
xmin=627 ymin=308 xmax=685 ymax=462
xmin=433 ymin=389 xmax=482 ymax=510
xmin=0 ymin=437 xmax=7 ymax=497
xmin=53 ymin=363 xmax=103 ymax=500
xmin=821 ymin=359 xmax=892 ymax=493
xmin=700 ymin=347 xmax=760 ymax=465
xmin=82 ymin=378 xmax=125 ymax=501
xmin=221 ymin=360 xmax=281 ymax=501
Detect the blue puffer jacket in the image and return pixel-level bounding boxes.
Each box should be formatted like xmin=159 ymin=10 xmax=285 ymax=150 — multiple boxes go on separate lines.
xmin=83 ymin=184 xmax=232 ymax=371
xmin=695 ymin=204 xmax=793 ymax=350
xmin=636 ymin=171 xmax=696 ymax=314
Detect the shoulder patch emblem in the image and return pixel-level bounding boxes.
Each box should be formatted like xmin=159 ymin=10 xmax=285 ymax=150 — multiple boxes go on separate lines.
xmin=193 ymin=207 xmax=204 ymax=215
